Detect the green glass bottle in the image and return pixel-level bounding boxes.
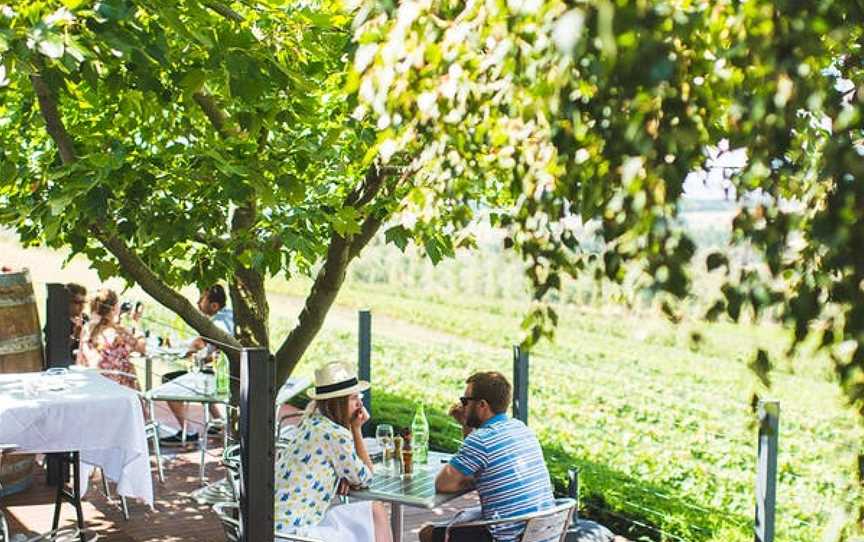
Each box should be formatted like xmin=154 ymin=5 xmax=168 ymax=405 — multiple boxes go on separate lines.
xmin=410 ymin=402 xmax=429 ymax=464
xmin=215 ymin=354 xmax=230 ymax=396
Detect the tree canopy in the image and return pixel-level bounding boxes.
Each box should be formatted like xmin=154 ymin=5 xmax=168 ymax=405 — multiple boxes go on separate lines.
xmin=351 ymin=0 xmax=864 ymax=417
xmin=1 ymin=0 xmax=864 ymax=423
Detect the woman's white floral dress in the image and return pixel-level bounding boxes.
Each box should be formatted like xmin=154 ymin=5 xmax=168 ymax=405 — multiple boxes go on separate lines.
xmin=275 ymin=411 xmax=372 ymax=534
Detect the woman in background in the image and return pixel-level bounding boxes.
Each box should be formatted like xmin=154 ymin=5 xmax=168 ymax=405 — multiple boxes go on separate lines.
xmin=77 ymin=288 xmax=145 ymax=389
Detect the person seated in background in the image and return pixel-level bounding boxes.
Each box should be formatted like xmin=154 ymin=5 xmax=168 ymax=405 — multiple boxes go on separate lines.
xmin=77 ymin=288 xmax=146 ymax=389
xmin=274 ymin=361 xmax=391 ymax=542
xmin=65 ymin=282 xmax=87 ymax=358
xmin=419 ymin=371 xmax=555 ymax=542
xmin=159 ymin=285 xmax=233 ymax=446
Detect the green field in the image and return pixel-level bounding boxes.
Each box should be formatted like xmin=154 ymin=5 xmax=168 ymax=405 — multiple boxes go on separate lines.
xmin=259 ymin=242 xmax=863 ymax=542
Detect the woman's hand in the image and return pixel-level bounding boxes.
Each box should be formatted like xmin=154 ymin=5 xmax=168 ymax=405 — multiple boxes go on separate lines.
xmin=337 ymin=479 xmax=351 ymax=496
xmin=350 ymin=405 xmax=370 ymax=430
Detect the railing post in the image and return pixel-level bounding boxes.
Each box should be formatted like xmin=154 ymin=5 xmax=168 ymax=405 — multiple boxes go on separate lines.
xmin=145 ymin=355 xmax=153 ymax=392
xmin=44 ymin=283 xmax=72 ymax=369
xmin=358 ymin=309 xmax=372 ymax=435
xmin=239 ymin=347 xmax=275 ymax=542
xmin=754 ymin=400 xmax=779 ymax=542
xmin=512 ymin=346 xmax=529 ymax=425
xmin=567 ymin=467 xmax=580 ymax=517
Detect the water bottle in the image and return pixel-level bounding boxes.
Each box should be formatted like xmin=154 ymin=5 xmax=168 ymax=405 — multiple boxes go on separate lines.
xmin=215 ymin=354 xmax=230 ymax=396
xmin=410 ymin=402 xmax=429 ymax=464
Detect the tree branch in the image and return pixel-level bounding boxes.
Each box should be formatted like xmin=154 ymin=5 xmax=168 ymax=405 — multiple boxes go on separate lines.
xmin=193 ymin=91 xmax=241 ymax=139
xmin=273 ymin=164 xmax=413 ymax=383
xmin=31 ymin=67 xmax=240 ymax=351
xmin=30 ymin=70 xmax=76 ymax=165
xmin=203 ymin=1 xmax=245 ymax=22
xmin=194 ymin=232 xmax=228 ymax=250
xmin=94 ymin=227 xmax=241 ymax=349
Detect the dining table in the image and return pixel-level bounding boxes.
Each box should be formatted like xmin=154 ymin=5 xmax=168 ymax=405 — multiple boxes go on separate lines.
xmin=0 ymin=368 xmax=154 ymax=533
xmin=351 ymin=451 xmax=473 ymax=542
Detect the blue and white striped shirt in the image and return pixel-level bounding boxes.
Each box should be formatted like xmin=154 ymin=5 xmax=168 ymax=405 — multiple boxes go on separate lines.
xmin=450 ymin=414 xmax=555 ymax=541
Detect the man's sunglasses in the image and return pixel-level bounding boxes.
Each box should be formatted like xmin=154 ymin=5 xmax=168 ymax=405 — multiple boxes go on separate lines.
xmin=460 ymin=396 xmax=482 ymax=407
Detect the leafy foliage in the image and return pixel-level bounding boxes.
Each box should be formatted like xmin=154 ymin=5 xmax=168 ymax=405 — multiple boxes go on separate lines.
xmin=350 ymin=0 xmax=864 ymax=427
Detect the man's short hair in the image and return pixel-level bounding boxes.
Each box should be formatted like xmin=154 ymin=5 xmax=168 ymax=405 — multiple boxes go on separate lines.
xmin=66 ymin=283 xmax=86 ymax=297
xmin=205 ymin=284 xmax=227 ymax=309
xmin=466 ymin=371 xmax=511 ymax=414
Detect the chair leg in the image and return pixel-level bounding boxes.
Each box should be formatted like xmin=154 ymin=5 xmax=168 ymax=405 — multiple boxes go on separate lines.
xmin=100 ymin=469 xmax=111 ymax=500
xmin=200 ymin=410 xmax=209 ymax=484
xmin=121 ymin=495 xmax=129 ymax=521
xmin=151 ymin=427 xmax=165 ymax=483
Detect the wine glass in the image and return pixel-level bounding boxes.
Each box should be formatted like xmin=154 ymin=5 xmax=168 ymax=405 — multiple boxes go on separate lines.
xmin=375 ymin=424 xmax=394 ymax=472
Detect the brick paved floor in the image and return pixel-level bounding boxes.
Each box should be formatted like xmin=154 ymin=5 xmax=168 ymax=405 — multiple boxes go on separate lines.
xmin=1 ymin=402 xmax=479 ymax=541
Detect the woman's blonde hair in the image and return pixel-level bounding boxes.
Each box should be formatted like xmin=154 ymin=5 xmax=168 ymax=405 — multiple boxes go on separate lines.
xmin=89 ymin=288 xmax=118 ymax=342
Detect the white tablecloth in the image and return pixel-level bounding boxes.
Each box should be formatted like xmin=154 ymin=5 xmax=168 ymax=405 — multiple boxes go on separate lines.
xmin=0 ymin=371 xmax=154 ymax=505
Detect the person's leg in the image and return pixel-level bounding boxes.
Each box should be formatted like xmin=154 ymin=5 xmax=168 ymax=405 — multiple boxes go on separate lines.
xmin=372 ymin=501 xmax=392 ymax=542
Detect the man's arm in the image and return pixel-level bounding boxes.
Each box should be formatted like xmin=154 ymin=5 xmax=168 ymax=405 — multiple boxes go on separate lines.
xmin=435 ymin=464 xmax=474 ymax=493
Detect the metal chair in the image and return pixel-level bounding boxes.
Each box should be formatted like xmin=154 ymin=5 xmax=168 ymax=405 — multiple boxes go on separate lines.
xmin=211 ymin=502 xmax=323 ymax=542
xmin=0 ymin=445 xmax=13 ymax=542
xmin=443 ymin=498 xmax=577 ymax=542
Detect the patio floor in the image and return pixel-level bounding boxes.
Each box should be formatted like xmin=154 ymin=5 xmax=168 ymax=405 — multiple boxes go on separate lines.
xmin=1 ymin=402 xmax=479 ymax=541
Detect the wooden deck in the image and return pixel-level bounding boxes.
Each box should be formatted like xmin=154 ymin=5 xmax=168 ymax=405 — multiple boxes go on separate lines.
xmin=1 ymin=402 xmax=479 ymax=541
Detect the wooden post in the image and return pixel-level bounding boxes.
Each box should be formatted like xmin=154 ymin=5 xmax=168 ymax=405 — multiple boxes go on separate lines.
xmin=239 ymin=347 xmax=275 ymax=542
xmin=358 ymin=309 xmax=372 ymax=435
xmin=512 ymin=346 xmax=529 ymax=425
xmin=754 ymin=401 xmax=779 ymax=542
xmin=44 ymin=283 xmax=72 ymax=369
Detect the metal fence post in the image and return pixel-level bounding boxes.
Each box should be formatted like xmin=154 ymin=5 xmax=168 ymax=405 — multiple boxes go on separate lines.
xmin=512 ymin=346 xmax=529 ymax=425
xmin=44 ymin=283 xmax=72 ymax=369
xmin=239 ymin=347 xmax=275 ymax=542
xmin=755 ymin=400 xmax=779 ymax=542
xmin=358 ymin=309 xmax=372 ymax=435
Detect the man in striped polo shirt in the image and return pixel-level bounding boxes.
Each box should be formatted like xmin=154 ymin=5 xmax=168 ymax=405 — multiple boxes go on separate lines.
xmin=420 ymin=371 xmax=555 ymax=542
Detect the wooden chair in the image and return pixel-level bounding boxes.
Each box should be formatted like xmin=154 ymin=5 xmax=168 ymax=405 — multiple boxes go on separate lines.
xmin=443 ymin=498 xmax=577 ymax=542
xmin=212 ymin=502 xmax=323 ymax=542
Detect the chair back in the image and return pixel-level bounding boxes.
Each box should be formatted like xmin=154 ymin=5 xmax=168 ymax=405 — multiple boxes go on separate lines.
xmin=520 ymin=498 xmax=577 ymax=542
xmin=212 ymin=502 xmax=242 ymax=542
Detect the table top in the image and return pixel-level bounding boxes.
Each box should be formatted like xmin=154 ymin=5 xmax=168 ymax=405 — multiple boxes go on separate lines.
xmin=146 ymin=373 xmax=311 ymax=405
xmin=146 ymin=372 xmax=228 ymax=404
xmin=0 ymin=370 xmax=154 ymax=504
xmin=351 ymin=451 xmax=471 ymax=509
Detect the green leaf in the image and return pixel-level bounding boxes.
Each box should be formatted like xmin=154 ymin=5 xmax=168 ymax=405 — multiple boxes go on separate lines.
xmin=384 ymin=225 xmax=409 ymax=251
xmin=332 ymin=207 xmax=362 ymax=237
xmin=38 ymin=34 xmax=64 ymax=59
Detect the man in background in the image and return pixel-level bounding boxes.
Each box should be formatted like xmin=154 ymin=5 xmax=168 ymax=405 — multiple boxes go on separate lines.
xmin=159 ymin=285 xmax=234 ymax=446
xmin=66 ymin=282 xmax=87 ymax=359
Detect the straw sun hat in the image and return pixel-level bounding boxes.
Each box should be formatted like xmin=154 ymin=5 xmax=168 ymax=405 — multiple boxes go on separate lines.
xmin=307 ymin=361 xmax=370 ymax=401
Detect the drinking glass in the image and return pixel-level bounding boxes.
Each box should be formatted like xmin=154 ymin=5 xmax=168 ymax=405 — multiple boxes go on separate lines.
xmin=375 ymin=424 xmax=394 ymax=472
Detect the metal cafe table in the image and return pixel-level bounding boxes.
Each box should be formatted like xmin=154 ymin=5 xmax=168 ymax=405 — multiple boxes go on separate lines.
xmin=351 ymin=451 xmax=473 ymax=542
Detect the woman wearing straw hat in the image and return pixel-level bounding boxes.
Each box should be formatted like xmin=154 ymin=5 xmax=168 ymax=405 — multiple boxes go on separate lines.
xmin=275 ymin=361 xmax=392 ymax=542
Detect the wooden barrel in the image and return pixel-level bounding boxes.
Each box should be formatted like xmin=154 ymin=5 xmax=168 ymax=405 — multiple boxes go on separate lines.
xmin=0 ymin=269 xmax=43 ymax=496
